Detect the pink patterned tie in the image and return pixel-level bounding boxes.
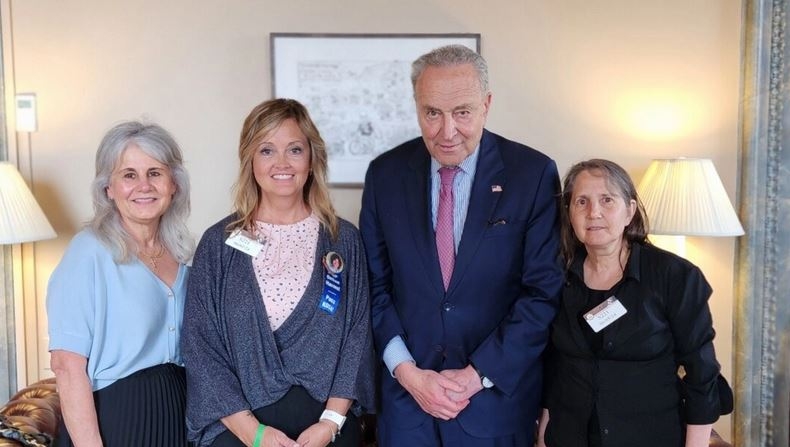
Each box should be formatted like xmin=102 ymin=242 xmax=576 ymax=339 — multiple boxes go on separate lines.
xmin=436 ymin=167 xmax=458 ymax=290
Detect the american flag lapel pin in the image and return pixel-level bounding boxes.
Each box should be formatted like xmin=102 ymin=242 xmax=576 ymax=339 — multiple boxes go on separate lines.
xmin=491 ymin=185 xmax=503 ymax=192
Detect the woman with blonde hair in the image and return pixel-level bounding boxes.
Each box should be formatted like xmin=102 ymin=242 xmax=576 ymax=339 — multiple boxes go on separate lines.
xmin=182 ymin=98 xmax=374 ymax=447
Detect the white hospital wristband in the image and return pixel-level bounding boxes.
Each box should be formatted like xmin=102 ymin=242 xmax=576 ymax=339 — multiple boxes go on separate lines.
xmin=320 ymin=409 xmax=347 ymax=431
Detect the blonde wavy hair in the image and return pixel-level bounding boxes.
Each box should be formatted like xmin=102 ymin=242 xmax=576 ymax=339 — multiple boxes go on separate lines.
xmin=227 ymin=98 xmax=338 ymax=239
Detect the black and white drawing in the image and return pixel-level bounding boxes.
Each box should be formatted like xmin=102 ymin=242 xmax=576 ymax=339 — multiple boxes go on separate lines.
xmin=271 ymin=33 xmax=481 ymax=186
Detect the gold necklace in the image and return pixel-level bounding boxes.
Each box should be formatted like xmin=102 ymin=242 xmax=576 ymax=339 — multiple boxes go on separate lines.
xmin=140 ymin=244 xmax=165 ymax=272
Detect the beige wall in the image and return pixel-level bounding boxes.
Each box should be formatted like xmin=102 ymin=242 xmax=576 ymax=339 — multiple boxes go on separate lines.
xmin=6 ymin=0 xmax=741 ymax=436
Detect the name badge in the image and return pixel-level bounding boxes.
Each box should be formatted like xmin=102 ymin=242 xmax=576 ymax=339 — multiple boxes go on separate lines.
xmin=583 ymin=296 xmax=627 ymax=333
xmin=224 ymin=229 xmax=263 ymax=257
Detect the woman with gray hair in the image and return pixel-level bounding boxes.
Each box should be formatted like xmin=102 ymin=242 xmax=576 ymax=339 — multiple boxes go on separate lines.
xmin=537 ymin=159 xmax=726 ymax=447
xmin=47 ymin=121 xmax=194 ymax=447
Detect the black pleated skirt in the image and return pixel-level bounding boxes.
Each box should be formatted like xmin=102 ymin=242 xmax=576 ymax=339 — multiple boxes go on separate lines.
xmin=54 ymin=363 xmax=187 ymax=447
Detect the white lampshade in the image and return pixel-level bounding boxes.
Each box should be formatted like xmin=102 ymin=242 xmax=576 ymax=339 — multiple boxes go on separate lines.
xmin=0 ymin=162 xmax=56 ymax=244
xmin=637 ymin=158 xmax=744 ymax=237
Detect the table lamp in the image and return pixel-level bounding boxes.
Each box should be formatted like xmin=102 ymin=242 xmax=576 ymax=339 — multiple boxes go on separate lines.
xmin=637 ymin=158 xmax=744 ymax=255
xmin=0 ymin=162 xmax=55 ymax=244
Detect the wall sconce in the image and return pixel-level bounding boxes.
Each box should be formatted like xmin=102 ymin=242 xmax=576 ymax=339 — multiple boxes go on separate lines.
xmin=637 ymin=158 xmax=744 ymax=256
xmin=0 ymin=162 xmax=55 ymax=244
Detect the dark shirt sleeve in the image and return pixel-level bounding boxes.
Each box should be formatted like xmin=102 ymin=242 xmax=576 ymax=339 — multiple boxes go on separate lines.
xmin=540 ymin=337 xmax=558 ymax=409
xmin=666 ymin=259 xmax=722 ymax=424
xmin=181 ymin=226 xmax=250 ymax=443
xmin=328 ymin=225 xmax=376 ymax=412
xmin=469 ymin=160 xmax=564 ymax=396
xmin=359 ymin=164 xmax=407 ymax=355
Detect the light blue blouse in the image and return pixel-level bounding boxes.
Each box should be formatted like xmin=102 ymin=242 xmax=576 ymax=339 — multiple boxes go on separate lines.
xmin=46 ymin=230 xmax=188 ymax=391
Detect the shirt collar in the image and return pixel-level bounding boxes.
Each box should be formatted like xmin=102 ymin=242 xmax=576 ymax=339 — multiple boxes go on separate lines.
xmin=623 ymin=241 xmax=642 ymax=281
xmin=430 ymin=144 xmax=480 ymax=176
xmin=568 ymin=241 xmax=643 ymax=282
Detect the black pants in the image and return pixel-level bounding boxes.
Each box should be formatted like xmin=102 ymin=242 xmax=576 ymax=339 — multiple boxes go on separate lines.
xmin=210 ymin=386 xmax=360 ymax=447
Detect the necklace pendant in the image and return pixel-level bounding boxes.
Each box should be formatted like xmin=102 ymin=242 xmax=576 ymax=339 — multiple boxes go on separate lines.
xmin=139 ymin=243 xmax=165 ymax=273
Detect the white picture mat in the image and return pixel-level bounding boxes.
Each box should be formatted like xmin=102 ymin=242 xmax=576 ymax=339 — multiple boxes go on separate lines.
xmin=271 ymin=34 xmax=480 ymax=186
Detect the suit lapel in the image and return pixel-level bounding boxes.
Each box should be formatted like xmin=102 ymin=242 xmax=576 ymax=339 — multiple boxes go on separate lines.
xmin=447 ymin=131 xmax=505 ymax=294
xmin=404 ymin=145 xmax=445 ymax=295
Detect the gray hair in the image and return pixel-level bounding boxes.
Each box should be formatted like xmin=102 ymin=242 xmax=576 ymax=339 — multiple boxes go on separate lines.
xmin=411 ymin=44 xmax=489 ymax=95
xmin=89 ymin=121 xmax=194 ymax=264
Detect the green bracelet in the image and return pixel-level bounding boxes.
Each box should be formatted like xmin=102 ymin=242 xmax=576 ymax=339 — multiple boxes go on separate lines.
xmin=253 ymin=424 xmax=266 ymax=447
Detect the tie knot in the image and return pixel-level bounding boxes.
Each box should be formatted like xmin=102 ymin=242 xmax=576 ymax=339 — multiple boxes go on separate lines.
xmin=439 ymin=166 xmax=459 ymax=187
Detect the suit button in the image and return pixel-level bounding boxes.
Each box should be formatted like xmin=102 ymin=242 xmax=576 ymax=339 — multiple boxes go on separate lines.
xmin=434 ymin=345 xmax=443 ymax=352
xmin=605 ymin=341 xmax=614 ymax=351
xmin=603 ymin=428 xmax=609 ymax=436
xmin=442 ymin=302 xmax=452 ymax=311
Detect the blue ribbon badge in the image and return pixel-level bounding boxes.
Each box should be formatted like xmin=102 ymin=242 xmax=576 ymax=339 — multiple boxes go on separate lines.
xmin=319 ymin=251 xmax=343 ymax=315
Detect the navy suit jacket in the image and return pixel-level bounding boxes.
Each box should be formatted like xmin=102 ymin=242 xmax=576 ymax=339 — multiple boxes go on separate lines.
xmin=359 ymin=129 xmax=564 ymax=438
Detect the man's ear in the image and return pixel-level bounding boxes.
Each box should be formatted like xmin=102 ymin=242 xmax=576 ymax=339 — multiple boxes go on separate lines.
xmin=481 ymin=92 xmax=492 ymax=118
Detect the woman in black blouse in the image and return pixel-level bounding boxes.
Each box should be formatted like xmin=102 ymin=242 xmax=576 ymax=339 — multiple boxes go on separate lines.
xmin=537 ymin=159 xmax=726 ymax=447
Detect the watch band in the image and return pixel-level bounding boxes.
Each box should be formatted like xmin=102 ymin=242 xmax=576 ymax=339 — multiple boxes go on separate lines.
xmin=320 ymin=409 xmax=347 ymax=431
xmin=471 ymin=363 xmax=494 ymax=389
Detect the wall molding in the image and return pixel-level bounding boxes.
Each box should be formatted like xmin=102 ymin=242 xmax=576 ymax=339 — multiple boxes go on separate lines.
xmin=735 ymin=0 xmax=790 ymax=445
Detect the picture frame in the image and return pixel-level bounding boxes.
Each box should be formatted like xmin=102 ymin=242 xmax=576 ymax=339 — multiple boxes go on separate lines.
xmin=270 ymin=33 xmax=481 ymax=187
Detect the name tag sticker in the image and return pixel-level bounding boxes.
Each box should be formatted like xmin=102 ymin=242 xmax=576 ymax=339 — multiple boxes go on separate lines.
xmin=225 ymin=229 xmax=263 ymax=257
xmin=584 ymin=296 xmax=627 ymax=333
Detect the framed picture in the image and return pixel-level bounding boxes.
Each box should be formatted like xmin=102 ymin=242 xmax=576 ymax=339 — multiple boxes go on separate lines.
xmin=270 ymin=33 xmax=481 ymax=186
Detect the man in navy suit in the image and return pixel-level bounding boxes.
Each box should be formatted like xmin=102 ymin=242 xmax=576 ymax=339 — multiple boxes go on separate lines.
xmin=359 ymin=44 xmax=564 ymax=446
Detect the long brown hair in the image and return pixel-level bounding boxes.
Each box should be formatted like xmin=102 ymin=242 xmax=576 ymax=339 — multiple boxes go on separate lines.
xmin=227 ymin=98 xmax=338 ymax=239
xmin=560 ymin=159 xmax=649 ymax=268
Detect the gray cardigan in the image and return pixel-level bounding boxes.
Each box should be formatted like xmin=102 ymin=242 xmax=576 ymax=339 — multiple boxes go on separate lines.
xmin=181 ymin=215 xmax=375 ymax=446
